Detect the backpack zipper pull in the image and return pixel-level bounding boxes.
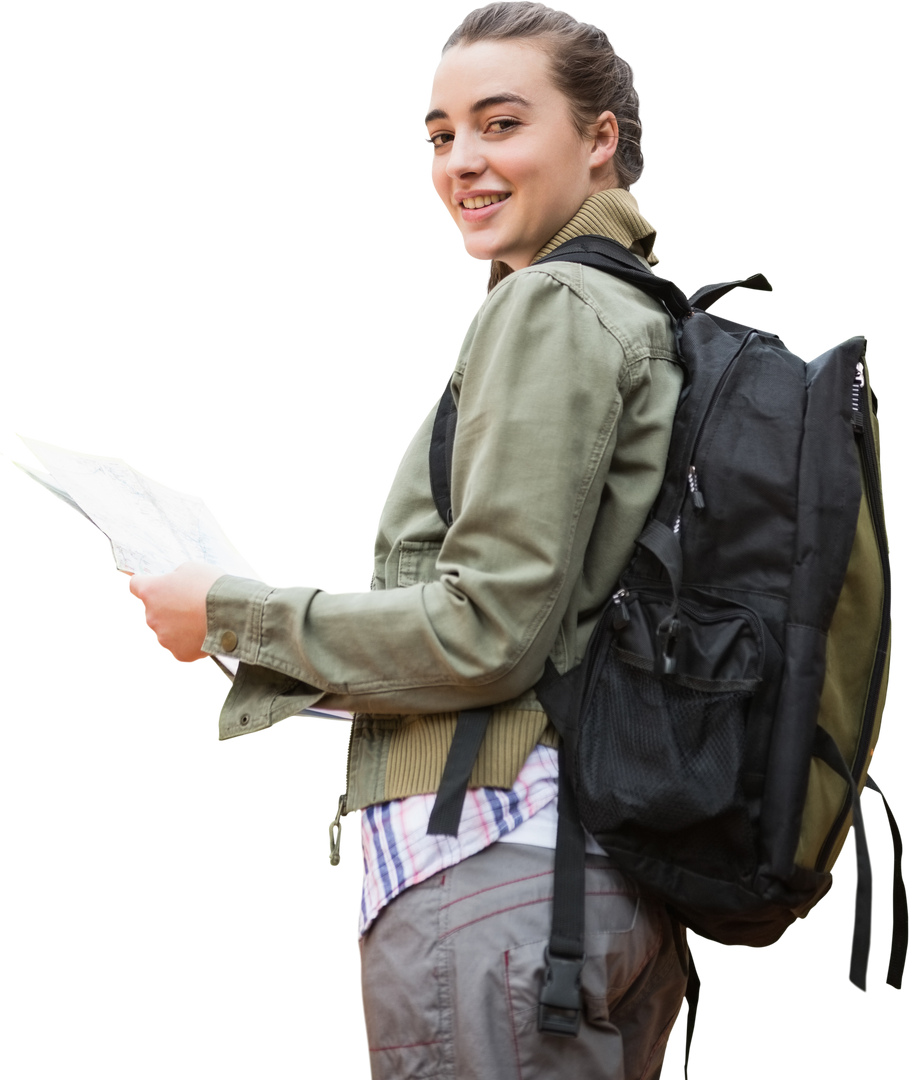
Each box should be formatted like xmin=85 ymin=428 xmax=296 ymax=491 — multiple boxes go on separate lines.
xmin=611 ymin=588 xmax=631 ymax=629
xmin=688 ymin=466 xmax=706 ymax=510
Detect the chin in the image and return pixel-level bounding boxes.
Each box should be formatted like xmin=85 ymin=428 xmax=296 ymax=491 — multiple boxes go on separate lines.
xmin=462 ymin=238 xmax=499 ymax=263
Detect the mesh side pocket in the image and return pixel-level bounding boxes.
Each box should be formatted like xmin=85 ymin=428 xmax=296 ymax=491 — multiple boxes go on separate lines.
xmin=577 ymin=646 xmax=750 ymax=835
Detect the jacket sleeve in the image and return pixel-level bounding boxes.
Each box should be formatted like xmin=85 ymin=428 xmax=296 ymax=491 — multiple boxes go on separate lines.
xmin=204 ymin=267 xmax=674 ymax=738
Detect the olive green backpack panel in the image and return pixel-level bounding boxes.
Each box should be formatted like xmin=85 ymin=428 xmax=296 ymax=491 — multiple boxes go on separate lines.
xmin=795 ymin=397 xmax=889 ymax=873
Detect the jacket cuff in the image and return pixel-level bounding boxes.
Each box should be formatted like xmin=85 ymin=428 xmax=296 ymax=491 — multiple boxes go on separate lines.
xmin=203 ymin=574 xmax=273 ymax=666
xmin=205 ymin=575 xmax=326 ymax=739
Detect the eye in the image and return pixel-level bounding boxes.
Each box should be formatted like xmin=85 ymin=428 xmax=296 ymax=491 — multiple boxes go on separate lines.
xmin=427 ymin=131 xmax=454 ymax=149
xmin=487 ymin=117 xmax=520 ymax=134
xmin=423 ymin=131 xmax=453 ymax=149
xmin=423 ymin=118 xmax=520 ymax=150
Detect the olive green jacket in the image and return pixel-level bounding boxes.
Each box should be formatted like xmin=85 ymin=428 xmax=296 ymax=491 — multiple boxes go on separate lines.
xmin=203 ymin=190 xmax=682 ymax=811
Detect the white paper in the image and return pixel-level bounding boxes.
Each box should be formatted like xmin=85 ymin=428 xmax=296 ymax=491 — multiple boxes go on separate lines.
xmin=8 ymin=425 xmax=351 ymax=721
xmin=10 ymin=429 xmax=262 ymax=583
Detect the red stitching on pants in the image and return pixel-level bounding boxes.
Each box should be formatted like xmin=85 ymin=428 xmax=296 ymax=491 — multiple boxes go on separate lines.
xmin=439 ymin=869 xmax=553 ymax=910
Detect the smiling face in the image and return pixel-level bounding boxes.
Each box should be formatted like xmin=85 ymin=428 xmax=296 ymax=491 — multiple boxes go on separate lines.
xmin=426 ymin=39 xmax=618 ymax=271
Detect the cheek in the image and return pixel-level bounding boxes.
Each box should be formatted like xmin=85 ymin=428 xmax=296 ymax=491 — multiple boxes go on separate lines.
xmin=429 ymin=162 xmax=442 ymax=200
xmin=431 ymin=159 xmax=453 ymax=209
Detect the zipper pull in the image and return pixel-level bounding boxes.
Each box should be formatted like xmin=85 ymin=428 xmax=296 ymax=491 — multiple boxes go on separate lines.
xmin=611 ymin=588 xmax=631 ymax=629
xmin=688 ymin=465 xmax=705 ymax=510
xmin=329 ymin=794 xmax=347 ymax=866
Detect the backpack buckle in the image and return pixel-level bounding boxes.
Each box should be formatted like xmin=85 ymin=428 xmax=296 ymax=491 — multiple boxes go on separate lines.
xmin=656 ymin=616 xmax=684 ymax=675
xmin=537 ymin=949 xmax=585 ymax=1037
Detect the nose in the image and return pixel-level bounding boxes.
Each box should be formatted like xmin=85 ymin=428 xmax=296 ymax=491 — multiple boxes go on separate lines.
xmin=446 ymin=130 xmax=486 ymax=181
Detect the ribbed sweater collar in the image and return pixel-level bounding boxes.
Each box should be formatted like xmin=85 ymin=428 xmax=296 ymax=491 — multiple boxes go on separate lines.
xmin=533 ymin=188 xmax=658 ymax=266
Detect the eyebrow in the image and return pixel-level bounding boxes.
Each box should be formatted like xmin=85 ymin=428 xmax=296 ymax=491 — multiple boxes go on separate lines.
xmin=424 ymin=93 xmax=532 ymax=126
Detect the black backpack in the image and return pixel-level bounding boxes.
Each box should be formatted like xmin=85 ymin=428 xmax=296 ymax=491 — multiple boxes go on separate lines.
xmin=424 ymin=237 xmax=907 ymax=1067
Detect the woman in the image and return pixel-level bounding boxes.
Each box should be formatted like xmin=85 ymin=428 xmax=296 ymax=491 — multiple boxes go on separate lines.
xmin=131 ymin=4 xmax=688 ymax=1077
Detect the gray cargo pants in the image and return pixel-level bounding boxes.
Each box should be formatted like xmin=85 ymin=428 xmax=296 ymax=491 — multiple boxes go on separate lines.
xmin=360 ymin=842 xmax=688 ymax=1080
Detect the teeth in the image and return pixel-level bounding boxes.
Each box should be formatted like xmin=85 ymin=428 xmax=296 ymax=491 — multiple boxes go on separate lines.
xmin=462 ymin=193 xmax=509 ymax=209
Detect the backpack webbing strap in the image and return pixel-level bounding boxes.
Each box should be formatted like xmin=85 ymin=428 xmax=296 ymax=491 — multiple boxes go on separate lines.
xmin=859 ymin=773 xmax=902 ymax=989
xmin=537 ymin=747 xmax=708 ymax=1075
xmin=426 ymin=708 xmax=492 ymax=836
xmin=811 ymin=730 xmax=902 ymax=989
xmin=636 ymin=519 xmax=683 ymax=599
xmin=677 ymin=933 xmax=703 ymax=1075
xmin=538 ymin=744 xmax=587 ymax=1037
xmin=635 ymin=519 xmax=685 ymax=674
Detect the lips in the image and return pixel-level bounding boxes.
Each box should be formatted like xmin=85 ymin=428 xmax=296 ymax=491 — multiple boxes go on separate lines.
xmin=459 ymin=195 xmax=509 ymax=222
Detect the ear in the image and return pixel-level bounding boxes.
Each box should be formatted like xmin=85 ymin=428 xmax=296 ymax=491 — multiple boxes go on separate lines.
xmin=589 ymin=110 xmax=619 ymax=172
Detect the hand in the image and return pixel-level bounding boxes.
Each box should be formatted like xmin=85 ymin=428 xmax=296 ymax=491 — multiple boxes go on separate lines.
xmin=129 ymin=562 xmax=225 ymax=662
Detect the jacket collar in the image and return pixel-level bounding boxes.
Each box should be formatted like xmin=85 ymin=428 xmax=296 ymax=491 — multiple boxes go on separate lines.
xmin=533 ymin=188 xmax=658 ymax=266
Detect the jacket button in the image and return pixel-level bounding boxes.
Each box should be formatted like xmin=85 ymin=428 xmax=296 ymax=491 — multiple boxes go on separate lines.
xmin=221 ymin=630 xmax=238 ymax=653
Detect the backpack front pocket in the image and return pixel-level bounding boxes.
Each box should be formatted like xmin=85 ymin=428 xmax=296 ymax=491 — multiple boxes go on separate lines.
xmin=575 ymin=591 xmax=764 ymax=849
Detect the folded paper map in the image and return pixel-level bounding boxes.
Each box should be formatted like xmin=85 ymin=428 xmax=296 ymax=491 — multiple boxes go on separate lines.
xmin=15 ymin=437 xmax=351 ymax=721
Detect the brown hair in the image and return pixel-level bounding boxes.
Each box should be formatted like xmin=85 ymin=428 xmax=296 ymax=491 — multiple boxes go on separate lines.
xmin=444 ymin=2 xmax=643 ymax=290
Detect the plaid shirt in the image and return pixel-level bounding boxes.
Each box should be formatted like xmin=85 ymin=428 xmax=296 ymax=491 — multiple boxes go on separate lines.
xmin=359 ymin=744 xmax=559 ymax=934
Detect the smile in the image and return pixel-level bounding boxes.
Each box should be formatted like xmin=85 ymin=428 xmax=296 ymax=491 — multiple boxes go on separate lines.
xmin=460 ymin=193 xmax=511 ymax=209
xmin=459 ymin=194 xmax=509 ymax=223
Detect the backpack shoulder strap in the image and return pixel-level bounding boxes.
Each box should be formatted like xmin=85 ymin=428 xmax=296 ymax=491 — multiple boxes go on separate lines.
xmin=535 ymin=235 xmax=692 ymax=321
xmin=429 ymin=380 xmax=457 ymax=527
xmin=429 ymin=241 xmax=776 ymax=532
xmin=428 ymin=236 xmax=694 ymax=528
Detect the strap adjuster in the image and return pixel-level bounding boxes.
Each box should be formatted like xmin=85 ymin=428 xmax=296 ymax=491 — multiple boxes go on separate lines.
xmin=537 ymin=949 xmax=585 ymax=1037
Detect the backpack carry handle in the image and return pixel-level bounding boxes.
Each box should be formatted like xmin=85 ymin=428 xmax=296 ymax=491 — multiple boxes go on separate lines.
xmin=688 ymin=274 xmax=772 ymax=312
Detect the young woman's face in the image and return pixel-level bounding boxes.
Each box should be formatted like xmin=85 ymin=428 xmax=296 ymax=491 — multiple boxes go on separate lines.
xmin=426 ymin=40 xmax=616 ymax=271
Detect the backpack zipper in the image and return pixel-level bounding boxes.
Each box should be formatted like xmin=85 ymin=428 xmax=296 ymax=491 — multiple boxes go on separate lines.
xmin=673 ymin=331 xmax=758 ymax=528
xmin=688 ymin=466 xmax=706 ymax=510
xmin=815 ymin=358 xmax=890 ymax=871
xmin=851 ymin=361 xmax=864 ymax=431
xmin=597 ymin=586 xmax=766 ymax=698
xmin=675 ymin=467 xmax=705 ymax=531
